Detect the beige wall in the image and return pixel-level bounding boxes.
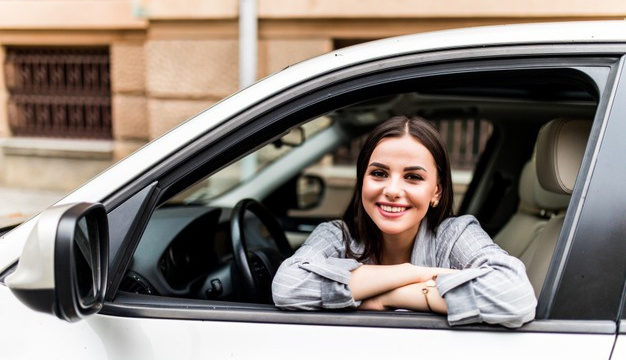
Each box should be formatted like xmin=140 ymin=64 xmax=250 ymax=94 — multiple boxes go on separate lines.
xmin=263 ymin=38 xmax=333 ymax=75
xmin=0 ymin=45 xmax=8 ymax=139
xmin=0 ymin=45 xmax=6 ymax=182
xmin=137 ymin=0 xmax=626 ymax=19
xmin=147 ymin=98 xmax=214 ymax=139
xmin=146 ymin=39 xmax=239 ymax=100
xmin=135 ymin=0 xmax=238 ymax=20
xmin=144 ymin=38 xmax=237 ymax=138
xmin=0 ymin=0 xmax=625 ymax=190
xmin=2 ymin=153 xmax=112 ymax=191
xmin=258 ymin=0 xmax=626 ymax=18
xmin=0 ymin=0 xmax=146 ymax=29
xmin=111 ymin=42 xmax=150 ymax=146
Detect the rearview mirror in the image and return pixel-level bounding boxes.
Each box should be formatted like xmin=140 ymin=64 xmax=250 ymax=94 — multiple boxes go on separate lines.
xmin=296 ymin=174 xmax=325 ymax=210
xmin=273 ymin=127 xmax=305 ymax=148
xmin=6 ymin=203 xmax=108 ymax=322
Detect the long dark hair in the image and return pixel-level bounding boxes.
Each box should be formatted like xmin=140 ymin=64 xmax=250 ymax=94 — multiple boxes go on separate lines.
xmin=341 ymin=116 xmax=454 ymax=264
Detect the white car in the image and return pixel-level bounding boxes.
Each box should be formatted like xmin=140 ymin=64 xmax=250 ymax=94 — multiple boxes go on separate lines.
xmin=1 ymin=21 xmax=626 ymax=360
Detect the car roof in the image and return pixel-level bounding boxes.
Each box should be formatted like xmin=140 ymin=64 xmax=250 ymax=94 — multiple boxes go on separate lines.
xmin=1 ymin=20 xmax=626 ymax=267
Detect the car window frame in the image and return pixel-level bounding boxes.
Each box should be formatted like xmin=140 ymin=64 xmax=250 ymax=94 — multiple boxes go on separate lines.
xmin=540 ymin=55 xmax=626 ymax=322
xmin=100 ymin=45 xmax=625 ymax=332
xmin=620 ymin=280 xmax=626 ymax=334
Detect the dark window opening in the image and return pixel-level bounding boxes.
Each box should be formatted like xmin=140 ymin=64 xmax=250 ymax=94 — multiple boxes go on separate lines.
xmin=3 ymin=47 xmax=112 ymax=139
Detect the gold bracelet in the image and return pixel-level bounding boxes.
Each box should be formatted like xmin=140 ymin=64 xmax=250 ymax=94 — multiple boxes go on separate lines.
xmin=421 ymin=276 xmax=438 ymax=311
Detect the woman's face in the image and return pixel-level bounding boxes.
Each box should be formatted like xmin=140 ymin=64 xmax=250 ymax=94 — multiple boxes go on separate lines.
xmin=361 ymin=135 xmax=441 ymax=241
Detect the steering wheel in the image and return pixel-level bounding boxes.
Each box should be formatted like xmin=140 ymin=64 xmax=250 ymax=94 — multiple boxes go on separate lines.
xmin=230 ymin=198 xmax=293 ymax=304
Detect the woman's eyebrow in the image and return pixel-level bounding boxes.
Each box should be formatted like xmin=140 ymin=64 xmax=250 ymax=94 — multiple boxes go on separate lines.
xmin=368 ymin=162 xmax=389 ymax=169
xmin=404 ymin=166 xmax=427 ymax=172
xmin=369 ymin=162 xmax=427 ymax=173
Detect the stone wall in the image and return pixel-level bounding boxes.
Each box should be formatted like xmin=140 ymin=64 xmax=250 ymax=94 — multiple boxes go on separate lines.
xmin=0 ymin=46 xmax=7 ymax=139
xmin=0 ymin=46 xmax=6 ymax=183
xmin=2 ymin=152 xmax=112 ymax=191
xmin=111 ymin=41 xmax=150 ymax=160
xmin=141 ymin=36 xmax=333 ymax=139
xmin=145 ymin=39 xmax=239 ymax=138
xmin=263 ymin=38 xmax=332 ymax=76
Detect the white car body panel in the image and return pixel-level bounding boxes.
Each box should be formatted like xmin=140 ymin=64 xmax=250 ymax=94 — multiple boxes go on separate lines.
xmin=0 ymin=286 xmax=614 ymax=360
xmin=612 ymin=334 xmax=626 ymax=360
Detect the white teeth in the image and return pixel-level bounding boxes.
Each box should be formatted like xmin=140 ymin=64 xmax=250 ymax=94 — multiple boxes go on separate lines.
xmin=380 ymin=205 xmax=407 ymax=213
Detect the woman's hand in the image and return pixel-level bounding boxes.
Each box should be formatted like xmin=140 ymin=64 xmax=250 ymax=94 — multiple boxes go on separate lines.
xmin=349 ymin=263 xmax=460 ymax=301
xmin=358 ymin=282 xmax=449 ymax=314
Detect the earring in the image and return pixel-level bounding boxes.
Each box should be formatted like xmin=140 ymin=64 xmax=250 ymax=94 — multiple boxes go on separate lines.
xmin=431 ymin=200 xmax=439 ymax=208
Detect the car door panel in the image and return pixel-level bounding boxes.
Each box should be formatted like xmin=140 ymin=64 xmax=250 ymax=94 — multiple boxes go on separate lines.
xmin=1 ymin=285 xmax=616 ymax=360
xmin=92 ymin=317 xmax=613 ymax=360
xmin=613 ymin=333 xmax=626 ymax=360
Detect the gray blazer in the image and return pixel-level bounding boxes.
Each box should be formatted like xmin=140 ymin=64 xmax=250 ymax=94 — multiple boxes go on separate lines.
xmin=272 ymin=215 xmax=536 ymax=328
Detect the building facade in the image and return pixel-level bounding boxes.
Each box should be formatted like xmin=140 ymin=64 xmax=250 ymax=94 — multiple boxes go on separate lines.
xmin=1 ymin=0 xmax=625 ymax=191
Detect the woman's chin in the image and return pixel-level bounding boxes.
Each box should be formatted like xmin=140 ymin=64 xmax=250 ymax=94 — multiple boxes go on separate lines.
xmin=375 ymin=222 xmax=419 ymax=238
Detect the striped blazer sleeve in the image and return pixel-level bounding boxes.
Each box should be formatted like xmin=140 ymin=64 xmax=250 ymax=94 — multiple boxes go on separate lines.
xmin=435 ymin=215 xmax=537 ymax=328
xmin=272 ymin=222 xmax=363 ymax=310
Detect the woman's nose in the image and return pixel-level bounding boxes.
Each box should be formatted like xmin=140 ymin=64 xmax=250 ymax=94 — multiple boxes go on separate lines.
xmin=382 ymin=178 xmax=402 ymax=199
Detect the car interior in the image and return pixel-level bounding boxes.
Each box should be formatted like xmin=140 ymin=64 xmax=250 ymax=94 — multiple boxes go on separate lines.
xmin=116 ymin=67 xmax=598 ymax=312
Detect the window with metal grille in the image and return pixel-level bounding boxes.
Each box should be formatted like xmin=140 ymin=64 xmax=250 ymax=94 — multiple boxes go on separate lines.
xmin=3 ymin=47 xmax=112 ymax=139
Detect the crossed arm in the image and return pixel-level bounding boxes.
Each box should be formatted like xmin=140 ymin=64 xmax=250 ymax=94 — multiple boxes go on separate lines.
xmin=349 ymin=264 xmax=458 ymax=313
xmin=272 ymin=219 xmax=536 ymax=328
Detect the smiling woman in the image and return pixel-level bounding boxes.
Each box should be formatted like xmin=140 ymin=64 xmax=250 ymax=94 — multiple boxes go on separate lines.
xmin=272 ymin=116 xmax=537 ymax=328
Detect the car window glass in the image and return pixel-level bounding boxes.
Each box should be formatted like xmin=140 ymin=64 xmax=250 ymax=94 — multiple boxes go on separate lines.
xmin=166 ymin=117 xmax=332 ymax=205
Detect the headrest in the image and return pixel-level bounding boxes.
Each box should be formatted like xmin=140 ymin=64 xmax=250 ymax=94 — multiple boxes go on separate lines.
xmin=518 ymin=161 xmax=538 ymax=212
xmin=535 ymin=118 xmax=592 ymax=195
xmin=519 ymin=160 xmax=570 ymax=213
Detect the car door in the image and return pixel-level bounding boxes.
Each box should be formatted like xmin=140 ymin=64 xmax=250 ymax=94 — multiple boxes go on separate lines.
xmin=2 ymin=43 xmax=625 ymax=359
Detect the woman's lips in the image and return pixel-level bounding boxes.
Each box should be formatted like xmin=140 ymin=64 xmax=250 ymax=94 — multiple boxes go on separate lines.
xmin=376 ymin=203 xmax=410 ymax=218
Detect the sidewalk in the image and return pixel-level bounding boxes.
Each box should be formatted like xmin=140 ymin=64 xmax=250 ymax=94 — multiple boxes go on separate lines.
xmin=0 ymin=186 xmax=67 ymax=228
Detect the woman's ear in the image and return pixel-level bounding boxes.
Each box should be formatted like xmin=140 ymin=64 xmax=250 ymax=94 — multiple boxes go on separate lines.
xmin=430 ymin=183 xmax=442 ymax=208
xmin=433 ymin=182 xmax=442 ymax=202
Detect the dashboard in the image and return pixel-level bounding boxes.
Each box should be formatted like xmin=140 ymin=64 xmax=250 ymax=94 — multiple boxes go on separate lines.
xmin=119 ymin=203 xmax=297 ymax=302
xmin=120 ymin=205 xmax=238 ymax=300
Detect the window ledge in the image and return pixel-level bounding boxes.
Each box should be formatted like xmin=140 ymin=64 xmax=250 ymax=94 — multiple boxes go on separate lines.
xmin=0 ymin=137 xmax=114 ymax=160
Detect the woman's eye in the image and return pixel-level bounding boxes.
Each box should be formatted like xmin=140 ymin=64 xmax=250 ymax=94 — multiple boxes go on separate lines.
xmin=370 ymin=170 xmax=387 ymax=178
xmin=405 ymin=173 xmax=423 ymax=181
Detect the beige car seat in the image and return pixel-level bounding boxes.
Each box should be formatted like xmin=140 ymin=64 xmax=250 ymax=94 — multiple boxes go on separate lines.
xmin=522 ymin=118 xmax=592 ymax=295
xmin=494 ymin=159 xmax=570 ymax=262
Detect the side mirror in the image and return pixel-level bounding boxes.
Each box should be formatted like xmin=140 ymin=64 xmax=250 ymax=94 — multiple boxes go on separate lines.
xmin=296 ymin=174 xmax=325 ymax=210
xmin=6 ymin=203 xmax=108 ymax=322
